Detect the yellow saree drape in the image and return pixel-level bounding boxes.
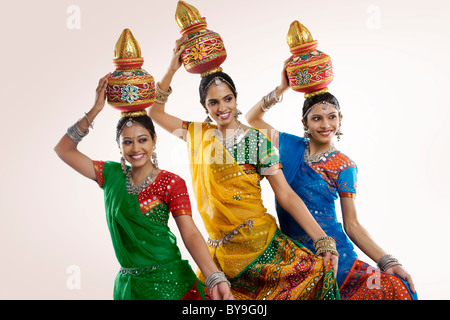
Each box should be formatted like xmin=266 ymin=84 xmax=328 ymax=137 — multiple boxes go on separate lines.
xmin=186 ymin=122 xmax=339 ymax=300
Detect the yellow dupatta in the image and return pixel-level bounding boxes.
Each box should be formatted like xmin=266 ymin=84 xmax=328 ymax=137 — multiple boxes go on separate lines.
xmin=186 ymin=122 xmax=278 ymax=278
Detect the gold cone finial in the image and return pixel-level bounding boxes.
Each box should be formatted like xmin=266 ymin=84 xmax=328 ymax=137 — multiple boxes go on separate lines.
xmin=286 ymin=21 xmax=314 ymax=48
xmin=114 ymin=28 xmax=141 ymax=59
xmin=175 ymin=1 xmax=203 ymax=29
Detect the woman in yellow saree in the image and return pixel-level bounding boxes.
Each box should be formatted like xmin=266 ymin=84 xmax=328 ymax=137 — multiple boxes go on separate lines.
xmin=149 ymin=37 xmax=340 ymax=300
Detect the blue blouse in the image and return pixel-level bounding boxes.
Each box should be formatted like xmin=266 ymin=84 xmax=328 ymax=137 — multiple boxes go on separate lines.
xmin=276 ymin=132 xmax=358 ymax=286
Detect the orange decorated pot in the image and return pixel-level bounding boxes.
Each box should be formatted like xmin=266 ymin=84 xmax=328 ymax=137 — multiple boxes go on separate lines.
xmin=106 ymin=29 xmax=155 ymax=113
xmin=175 ymin=1 xmax=226 ymax=76
xmin=285 ymin=21 xmax=334 ymax=97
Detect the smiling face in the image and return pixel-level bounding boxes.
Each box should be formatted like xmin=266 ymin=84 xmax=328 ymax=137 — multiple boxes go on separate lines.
xmin=119 ymin=123 xmax=156 ymax=170
xmin=204 ymin=82 xmax=238 ymax=128
xmin=303 ymin=103 xmax=342 ymax=145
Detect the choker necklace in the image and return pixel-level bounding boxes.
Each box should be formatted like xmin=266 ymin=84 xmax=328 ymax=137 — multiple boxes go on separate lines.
xmin=304 ymin=143 xmax=336 ymax=166
xmin=126 ymin=168 xmax=154 ymax=195
xmin=215 ymin=123 xmax=244 ymax=148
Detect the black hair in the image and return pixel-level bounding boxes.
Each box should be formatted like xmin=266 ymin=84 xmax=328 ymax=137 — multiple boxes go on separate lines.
xmin=116 ymin=115 xmax=157 ymax=141
xmin=302 ymin=92 xmax=340 ymax=120
xmin=199 ymin=71 xmax=238 ymax=110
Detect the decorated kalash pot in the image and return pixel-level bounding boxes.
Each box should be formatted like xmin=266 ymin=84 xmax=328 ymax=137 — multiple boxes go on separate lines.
xmin=286 ymin=21 xmax=334 ymax=98
xmin=175 ymin=1 xmax=227 ymax=77
xmin=106 ymin=28 xmax=155 ymax=116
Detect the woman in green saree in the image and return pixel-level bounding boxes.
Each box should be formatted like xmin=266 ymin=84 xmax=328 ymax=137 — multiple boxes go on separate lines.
xmin=54 ymin=74 xmax=233 ymax=300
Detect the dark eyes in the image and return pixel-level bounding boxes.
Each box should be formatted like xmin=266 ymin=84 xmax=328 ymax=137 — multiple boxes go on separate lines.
xmin=122 ymin=138 xmax=148 ymax=145
xmin=207 ymin=96 xmax=233 ymax=106
xmin=312 ymin=115 xmax=337 ymax=121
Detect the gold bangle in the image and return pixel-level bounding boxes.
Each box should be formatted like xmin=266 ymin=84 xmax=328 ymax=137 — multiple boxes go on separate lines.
xmin=313 ymin=236 xmax=335 ymax=249
xmin=313 ymin=236 xmax=339 ymax=257
xmin=155 ymin=82 xmax=172 ymax=104
xmin=316 ymin=247 xmax=339 ymax=257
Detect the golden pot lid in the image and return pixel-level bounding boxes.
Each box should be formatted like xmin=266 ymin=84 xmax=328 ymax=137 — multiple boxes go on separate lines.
xmin=114 ymin=28 xmax=141 ymax=59
xmin=175 ymin=1 xmax=203 ymax=29
xmin=286 ymin=20 xmax=314 ymax=48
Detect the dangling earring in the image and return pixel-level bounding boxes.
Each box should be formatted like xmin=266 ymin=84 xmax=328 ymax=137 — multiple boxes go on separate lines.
xmin=303 ymin=126 xmax=311 ymax=140
xmin=204 ymin=114 xmax=213 ymax=124
xmin=235 ymin=108 xmax=242 ymax=119
xmin=152 ymin=145 xmax=159 ymax=169
xmin=336 ymin=125 xmax=343 ymax=142
xmin=121 ymin=156 xmax=127 ymax=174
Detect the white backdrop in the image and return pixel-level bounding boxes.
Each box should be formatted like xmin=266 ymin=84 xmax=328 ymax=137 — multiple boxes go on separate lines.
xmin=1 ymin=0 xmax=449 ymax=299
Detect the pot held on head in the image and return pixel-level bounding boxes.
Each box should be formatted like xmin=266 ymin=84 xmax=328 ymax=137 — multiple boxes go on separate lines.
xmin=285 ymin=21 xmax=334 ymax=98
xmin=175 ymin=1 xmax=227 ymax=78
xmin=106 ymin=28 xmax=155 ymax=115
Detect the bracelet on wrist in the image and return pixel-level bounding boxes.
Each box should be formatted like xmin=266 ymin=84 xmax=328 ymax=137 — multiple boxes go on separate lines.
xmin=260 ymin=88 xmax=283 ymax=112
xmin=67 ymin=120 xmax=89 ymax=143
xmin=205 ymin=271 xmax=231 ymax=292
xmin=155 ymin=82 xmax=172 ymax=104
xmin=313 ymin=236 xmax=339 ymax=257
xmin=377 ymin=254 xmax=402 ymax=271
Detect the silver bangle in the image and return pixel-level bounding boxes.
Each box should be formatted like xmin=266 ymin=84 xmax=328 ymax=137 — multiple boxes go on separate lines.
xmin=84 ymin=112 xmax=94 ymax=129
xmin=260 ymin=88 xmax=283 ymax=112
xmin=67 ymin=121 xmax=89 ymax=143
xmin=205 ymin=271 xmax=231 ymax=292
xmin=377 ymin=254 xmax=401 ymax=271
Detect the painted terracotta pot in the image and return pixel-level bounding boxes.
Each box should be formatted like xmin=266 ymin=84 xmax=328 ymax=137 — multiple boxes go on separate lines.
xmin=107 ymin=29 xmax=155 ymax=113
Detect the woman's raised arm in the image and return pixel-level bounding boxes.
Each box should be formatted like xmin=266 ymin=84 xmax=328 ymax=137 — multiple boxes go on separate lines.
xmin=54 ymin=73 xmax=110 ymax=181
xmin=149 ymin=36 xmax=188 ymax=140
xmin=246 ymin=57 xmax=291 ymax=145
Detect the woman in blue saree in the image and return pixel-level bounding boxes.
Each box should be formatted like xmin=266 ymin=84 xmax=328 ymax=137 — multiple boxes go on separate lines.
xmin=246 ymin=60 xmax=417 ymax=300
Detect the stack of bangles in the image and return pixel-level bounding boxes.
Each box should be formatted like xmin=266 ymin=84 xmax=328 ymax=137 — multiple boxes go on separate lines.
xmin=155 ymin=82 xmax=172 ymax=104
xmin=377 ymin=254 xmax=402 ymax=272
xmin=313 ymin=236 xmax=339 ymax=257
xmin=67 ymin=113 xmax=94 ymax=143
xmin=261 ymin=88 xmax=283 ymax=112
xmin=205 ymin=271 xmax=231 ymax=292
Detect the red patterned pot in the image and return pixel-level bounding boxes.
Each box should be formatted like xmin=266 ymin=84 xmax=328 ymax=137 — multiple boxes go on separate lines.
xmin=286 ymin=21 xmax=334 ymax=97
xmin=175 ymin=1 xmax=227 ymax=76
xmin=106 ymin=29 xmax=155 ymax=113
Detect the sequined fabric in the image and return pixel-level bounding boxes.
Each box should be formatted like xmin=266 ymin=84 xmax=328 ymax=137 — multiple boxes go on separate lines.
xmin=186 ymin=122 xmax=340 ymax=300
xmin=339 ymin=259 xmax=414 ymax=300
xmin=230 ymin=231 xmax=338 ymax=300
xmin=93 ymin=161 xmax=204 ymax=300
xmin=277 ymin=132 xmax=417 ymax=300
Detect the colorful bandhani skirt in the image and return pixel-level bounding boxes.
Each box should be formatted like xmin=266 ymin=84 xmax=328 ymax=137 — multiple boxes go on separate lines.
xmin=339 ymin=259 xmax=417 ymax=300
xmin=226 ymin=231 xmax=340 ymax=300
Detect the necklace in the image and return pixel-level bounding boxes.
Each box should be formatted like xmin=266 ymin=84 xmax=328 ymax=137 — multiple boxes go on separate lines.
xmin=126 ymin=167 xmax=154 ymax=195
xmin=304 ymin=143 xmax=336 ymax=166
xmin=215 ymin=123 xmax=244 ymax=148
